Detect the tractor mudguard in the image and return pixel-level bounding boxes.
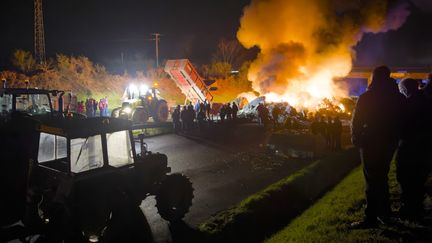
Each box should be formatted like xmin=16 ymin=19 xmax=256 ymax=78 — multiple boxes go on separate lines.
xmin=132 ymin=153 xmax=171 ymax=196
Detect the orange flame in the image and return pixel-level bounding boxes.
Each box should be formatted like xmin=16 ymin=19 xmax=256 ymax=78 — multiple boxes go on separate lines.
xmin=237 ymin=0 xmax=409 ymax=109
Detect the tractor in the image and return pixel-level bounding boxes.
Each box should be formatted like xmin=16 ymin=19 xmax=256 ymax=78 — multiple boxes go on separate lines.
xmin=0 ymin=87 xmax=84 ymax=123
xmin=111 ymin=84 xmax=169 ymax=124
xmin=0 ymin=116 xmax=193 ymax=242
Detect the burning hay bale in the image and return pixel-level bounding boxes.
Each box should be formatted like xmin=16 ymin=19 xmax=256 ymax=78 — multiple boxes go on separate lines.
xmin=237 ymin=0 xmax=410 ymax=111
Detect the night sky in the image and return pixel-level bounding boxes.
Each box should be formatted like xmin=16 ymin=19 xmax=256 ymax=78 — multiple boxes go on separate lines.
xmin=1 ymin=0 xmax=431 ymax=73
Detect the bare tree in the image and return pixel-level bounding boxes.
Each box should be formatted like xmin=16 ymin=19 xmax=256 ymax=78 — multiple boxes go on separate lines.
xmin=212 ymin=39 xmax=246 ymax=69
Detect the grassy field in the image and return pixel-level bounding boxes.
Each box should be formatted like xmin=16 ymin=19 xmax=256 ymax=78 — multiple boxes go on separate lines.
xmin=199 ymin=149 xmax=360 ymax=242
xmin=266 ymin=163 xmax=432 ymax=243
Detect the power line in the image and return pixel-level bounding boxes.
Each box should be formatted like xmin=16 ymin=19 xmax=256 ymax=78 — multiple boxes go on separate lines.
xmin=151 ymin=33 xmax=162 ymax=68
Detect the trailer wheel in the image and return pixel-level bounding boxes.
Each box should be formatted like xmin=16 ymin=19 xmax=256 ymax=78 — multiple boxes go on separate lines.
xmin=153 ymin=100 xmax=169 ymax=122
xmin=155 ymin=174 xmax=193 ymax=222
xmin=132 ymin=108 xmax=149 ymax=124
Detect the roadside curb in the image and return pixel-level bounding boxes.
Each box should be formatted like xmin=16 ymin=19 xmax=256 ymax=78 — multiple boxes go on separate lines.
xmin=199 ymin=148 xmax=360 ymax=243
xmin=177 ymin=132 xmax=234 ymax=151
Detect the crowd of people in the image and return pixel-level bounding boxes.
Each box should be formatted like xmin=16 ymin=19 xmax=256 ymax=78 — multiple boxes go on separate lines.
xmin=219 ymin=102 xmax=239 ymax=122
xmin=76 ymin=97 xmax=109 ymax=117
xmin=172 ymin=101 xmax=210 ymax=133
xmin=351 ymin=66 xmax=432 ymax=228
xmin=171 ymin=101 xmax=241 ymax=133
xmin=311 ymin=116 xmax=343 ymax=151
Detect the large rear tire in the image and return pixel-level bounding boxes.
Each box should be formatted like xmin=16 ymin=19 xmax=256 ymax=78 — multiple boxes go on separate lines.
xmin=155 ymin=174 xmax=193 ymax=222
xmin=153 ymin=100 xmax=169 ymax=122
xmin=132 ymin=108 xmax=149 ymax=124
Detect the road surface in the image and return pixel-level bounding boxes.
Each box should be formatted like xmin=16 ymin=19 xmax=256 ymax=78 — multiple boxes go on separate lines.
xmin=138 ymin=124 xmax=312 ymax=242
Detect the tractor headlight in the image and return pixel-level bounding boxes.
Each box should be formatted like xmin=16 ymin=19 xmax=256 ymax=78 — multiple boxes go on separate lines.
xmin=88 ymin=235 xmax=99 ymax=242
xmin=139 ymin=84 xmax=149 ymax=94
xmin=123 ymin=107 xmax=132 ymax=114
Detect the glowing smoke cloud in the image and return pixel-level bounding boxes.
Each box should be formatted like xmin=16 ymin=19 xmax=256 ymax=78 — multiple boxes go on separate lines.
xmin=237 ymin=0 xmax=410 ymax=108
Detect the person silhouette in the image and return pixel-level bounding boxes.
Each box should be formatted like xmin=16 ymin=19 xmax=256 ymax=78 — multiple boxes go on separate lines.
xmin=351 ymin=66 xmax=406 ymax=228
xmin=396 ymin=78 xmax=432 ymax=222
xmin=332 ymin=116 xmax=342 ymax=151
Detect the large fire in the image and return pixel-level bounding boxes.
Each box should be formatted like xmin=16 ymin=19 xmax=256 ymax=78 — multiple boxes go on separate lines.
xmin=237 ymin=0 xmax=410 ymax=110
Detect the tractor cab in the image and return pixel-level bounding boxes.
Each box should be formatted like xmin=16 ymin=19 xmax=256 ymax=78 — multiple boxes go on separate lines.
xmin=1 ymin=117 xmax=193 ymax=242
xmin=35 ymin=118 xmax=137 ymax=174
xmin=0 ymin=88 xmax=54 ymax=118
xmin=0 ymin=87 xmax=81 ymax=123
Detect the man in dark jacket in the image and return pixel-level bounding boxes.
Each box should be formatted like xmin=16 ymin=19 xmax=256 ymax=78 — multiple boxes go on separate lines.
xmin=351 ymin=66 xmax=406 ymax=228
xmin=232 ymin=102 xmax=239 ymax=120
xmin=332 ymin=116 xmax=343 ymax=151
xmin=272 ymin=105 xmax=281 ymax=126
xmin=396 ymin=78 xmax=432 ymax=222
xmin=172 ymin=105 xmax=181 ymax=133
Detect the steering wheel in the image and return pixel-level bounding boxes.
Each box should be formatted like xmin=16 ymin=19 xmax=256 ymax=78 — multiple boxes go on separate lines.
xmin=27 ymin=104 xmax=40 ymax=114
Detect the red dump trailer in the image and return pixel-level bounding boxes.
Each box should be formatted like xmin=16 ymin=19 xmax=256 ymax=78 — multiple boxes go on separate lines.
xmin=164 ymin=59 xmax=213 ymax=104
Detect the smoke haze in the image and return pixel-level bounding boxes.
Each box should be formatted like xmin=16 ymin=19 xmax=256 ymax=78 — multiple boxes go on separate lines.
xmin=237 ymin=0 xmax=410 ymax=106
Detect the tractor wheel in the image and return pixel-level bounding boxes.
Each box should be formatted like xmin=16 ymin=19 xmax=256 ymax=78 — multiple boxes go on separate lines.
xmin=153 ymin=100 xmax=169 ymax=122
xmin=155 ymin=174 xmax=193 ymax=222
xmin=132 ymin=108 xmax=149 ymax=124
xmin=111 ymin=108 xmax=121 ymax=118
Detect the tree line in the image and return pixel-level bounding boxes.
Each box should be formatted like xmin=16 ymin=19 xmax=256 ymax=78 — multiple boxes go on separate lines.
xmin=0 ymin=39 xmax=256 ymax=105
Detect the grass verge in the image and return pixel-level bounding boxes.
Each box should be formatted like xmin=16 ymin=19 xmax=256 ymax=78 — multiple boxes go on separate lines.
xmin=266 ymin=162 xmax=432 ymax=243
xmin=199 ymin=148 xmax=359 ymax=242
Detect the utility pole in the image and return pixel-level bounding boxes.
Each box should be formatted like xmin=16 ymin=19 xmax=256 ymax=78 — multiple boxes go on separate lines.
xmin=151 ymin=33 xmax=161 ymax=68
xmin=34 ymin=0 xmax=46 ymax=64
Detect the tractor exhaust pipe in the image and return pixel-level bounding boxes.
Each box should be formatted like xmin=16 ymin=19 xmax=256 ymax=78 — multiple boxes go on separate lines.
xmin=58 ymin=91 xmax=65 ymax=113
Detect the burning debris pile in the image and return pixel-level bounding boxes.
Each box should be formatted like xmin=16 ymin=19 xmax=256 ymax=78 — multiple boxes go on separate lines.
xmin=237 ymin=0 xmax=410 ymax=109
xmin=238 ymin=95 xmax=355 ymax=126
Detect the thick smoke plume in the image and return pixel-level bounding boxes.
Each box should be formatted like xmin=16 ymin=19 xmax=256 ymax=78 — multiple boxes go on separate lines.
xmin=237 ymin=0 xmax=410 ymax=107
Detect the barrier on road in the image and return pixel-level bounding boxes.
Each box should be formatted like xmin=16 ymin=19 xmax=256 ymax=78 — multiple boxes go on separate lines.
xmin=132 ymin=122 xmax=174 ymax=138
xmin=132 ymin=122 xmax=173 ymax=130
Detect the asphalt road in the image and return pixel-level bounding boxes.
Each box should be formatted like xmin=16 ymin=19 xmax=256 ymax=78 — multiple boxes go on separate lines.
xmin=135 ymin=124 xmax=312 ymax=242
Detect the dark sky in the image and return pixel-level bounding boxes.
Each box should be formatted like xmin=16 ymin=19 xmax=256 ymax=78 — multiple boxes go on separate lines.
xmin=1 ymin=0 xmax=431 ymax=73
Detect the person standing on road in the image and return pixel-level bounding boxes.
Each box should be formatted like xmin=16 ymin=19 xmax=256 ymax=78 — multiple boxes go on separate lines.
xmin=332 ymin=116 xmax=342 ymax=151
xmin=103 ymin=97 xmax=109 ymax=116
xmin=180 ymin=106 xmax=187 ymax=131
xmin=325 ymin=117 xmax=334 ymax=150
xmin=317 ymin=116 xmax=326 ymax=139
xmin=205 ymin=101 xmax=211 ymax=120
xmin=93 ymin=99 xmax=98 ymax=117
xmin=257 ymin=103 xmax=269 ymax=126
xmin=197 ymin=108 xmax=206 ymax=132
xmin=219 ymin=105 xmax=226 ymax=123
xmin=225 ymin=103 xmax=232 ymax=120
xmin=77 ymin=101 xmax=85 ymax=114
xmin=272 ymin=104 xmax=281 ymax=126
xmin=351 ymin=66 xmax=406 ymax=228
xmin=85 ymin=98 xmax=93 ymax=117
xmin=187 ymin=104 xmax=195 ymax=130
xmin=232 ymin=102 xmax=239 ymax=120
xmin=396 ymin=78 xmax=432 ymax=222
xmin=172 ymin=105 xmax=181 ymax=133
xmin=99 ymin=98 xmax=105 ymax=117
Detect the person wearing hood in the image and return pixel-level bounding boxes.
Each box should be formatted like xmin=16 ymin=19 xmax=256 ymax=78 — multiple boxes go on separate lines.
xmin=396 ymin=78 xmax=432 ymax=222
xmin=351 ymin=66 xmax=406 ymax=228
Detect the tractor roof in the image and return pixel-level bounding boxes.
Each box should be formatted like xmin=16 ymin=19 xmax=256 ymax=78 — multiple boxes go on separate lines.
xmin=38 ymin=117 xmax=132 ymax=138
xmin=0 ymin=88 xmax=53 ymax=95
